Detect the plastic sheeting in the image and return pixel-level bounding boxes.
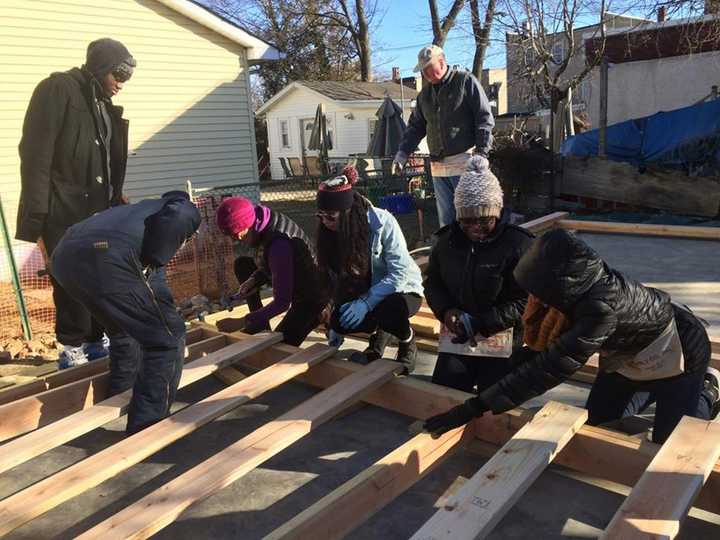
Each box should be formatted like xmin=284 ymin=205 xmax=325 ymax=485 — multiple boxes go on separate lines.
xmin=561 ymin=99 xmax=720 ymax=175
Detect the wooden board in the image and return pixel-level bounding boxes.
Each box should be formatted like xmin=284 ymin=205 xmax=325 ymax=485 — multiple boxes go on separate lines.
xmin=601 ymin=416 xmax=720 ymax=539
xmin=520 ymin=211 xmax=569 ymax=233
xmin=0 ymin=334 xmax=230 ymax=442
xmin=0 ymin=343 xmax=333 ymax=536
xmin=0 ymin=333 xmax=281 ymax=475
xmin=0 ymin=327 xmax=206 ymax=407
xmin=410 ymin=401 xmax=588 ymax=540
xmin=561 ymin=156 xmax=720 ymax=217
xmin=265 ymin=426 xmax=472 ymax=540
xmin=76 ymin=359 xmax=400 ymax=540
xmin=557 ymin=219 xmax=720 ymax=241
xmin=232 ymin=337 xmax=720 ymax=515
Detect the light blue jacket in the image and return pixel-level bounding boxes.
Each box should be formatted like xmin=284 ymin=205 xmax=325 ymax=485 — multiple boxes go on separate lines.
xmin=362 ymin=205 xmax=424 ymax=309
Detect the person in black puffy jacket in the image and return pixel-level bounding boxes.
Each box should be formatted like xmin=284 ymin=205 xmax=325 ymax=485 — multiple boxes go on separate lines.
xmin=424 ymin=228 xmax=718 ymax=443
xmin=51 ymin=191 xmax=200 ymax=434
xmin=424 ymin=156 xmax=533 ymax=392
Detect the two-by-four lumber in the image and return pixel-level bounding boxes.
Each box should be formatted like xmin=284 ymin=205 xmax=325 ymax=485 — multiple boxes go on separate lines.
xmin=410 ymin=401 xmax=588 ymax=540
xmin=600 ymin=416 xmax=720 ymax=540
xmin=519 ymin=211 xmax=569 ymax=233
xmin=556 ymin=219 xmax=720 ymax=241
xmin=0 ymin=327 xmax=206 ymax=406
xmin=0 ymin=343 xmax=334 ymax=537
xmin=0 ymin=332 xmax=228 ymax=442
xmin=0 ymin=333 xmax=282 ymax=475
xmin=76 ymin=359 xmax=401 ymax=540
xmin=264 ymin=426 xmax=472 ymax=540
xmin=235 ymin=341 xmax=720 ymax=515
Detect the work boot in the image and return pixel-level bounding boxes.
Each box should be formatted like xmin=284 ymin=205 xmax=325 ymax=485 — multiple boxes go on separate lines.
xmin=704 ymin=366 xmax=720 ymax=420
xmin=395 ymin=329 xmax=417 ymax=375
xmin=349 ymin=329 xmax=391 ymax=365
xmin=58 ymin=344 xmax=89 ymax=370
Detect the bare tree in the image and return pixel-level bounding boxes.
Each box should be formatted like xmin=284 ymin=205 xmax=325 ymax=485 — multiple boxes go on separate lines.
xmin=470 ymin=0 xmax=498 ymax=77
xmin=429 ymin=0 xmax=467 ymax=46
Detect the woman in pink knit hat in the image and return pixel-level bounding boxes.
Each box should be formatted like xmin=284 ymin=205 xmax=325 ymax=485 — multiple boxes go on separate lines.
xmin=216 ymin=197 xmax=328 ymax=346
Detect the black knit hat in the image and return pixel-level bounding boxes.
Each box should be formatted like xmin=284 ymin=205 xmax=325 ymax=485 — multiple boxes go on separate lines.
xmin=86 ymin=38 xmax=136 ymax=82
xmin=316 ymin=165 xmax=359 ymax=211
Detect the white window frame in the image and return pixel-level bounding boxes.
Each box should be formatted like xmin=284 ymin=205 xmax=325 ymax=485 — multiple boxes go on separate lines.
xmin=279 ymin=119 xmax=290 ymax=149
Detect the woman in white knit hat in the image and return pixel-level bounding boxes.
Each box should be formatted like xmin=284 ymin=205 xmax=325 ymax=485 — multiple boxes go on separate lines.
xmin=423 ymin=155 xmax=534 ymax=393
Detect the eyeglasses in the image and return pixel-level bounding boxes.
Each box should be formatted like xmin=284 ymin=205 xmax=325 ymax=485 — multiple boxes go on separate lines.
xmin=458 ymin=217 xmax=496 ymax=226
xmin=316 ymin=212 xmax=340 ymax=222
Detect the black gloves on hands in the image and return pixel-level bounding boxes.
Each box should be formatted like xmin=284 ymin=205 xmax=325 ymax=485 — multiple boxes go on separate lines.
xmin=422 ymin=397 xmax=488 ymax=438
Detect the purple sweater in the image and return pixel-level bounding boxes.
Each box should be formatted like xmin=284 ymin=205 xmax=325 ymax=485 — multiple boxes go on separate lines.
xmin=244 ymin=237 xmax=294 ymax=332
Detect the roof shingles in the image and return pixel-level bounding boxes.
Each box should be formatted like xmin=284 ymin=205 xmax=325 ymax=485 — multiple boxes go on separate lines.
xmin=298 ymin=80 xmax=418 ymax=101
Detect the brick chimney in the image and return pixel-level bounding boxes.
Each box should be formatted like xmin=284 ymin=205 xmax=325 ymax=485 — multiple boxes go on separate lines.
xmin=392 ymin=67 xmax=400 ymax=82
xmin=657 ymin=6 xmax=666 ymax=21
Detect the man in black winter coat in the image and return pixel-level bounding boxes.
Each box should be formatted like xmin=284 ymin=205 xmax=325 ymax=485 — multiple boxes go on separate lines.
xmin=51 ymin=191 xmax=200 ymax=434
xmin=16 ymin=38 xmax=136 ymax=368
xmin=424 ymin=156 xmax=533 ymax=393
xmin=424 ymin=229 xmax=719 ymax=444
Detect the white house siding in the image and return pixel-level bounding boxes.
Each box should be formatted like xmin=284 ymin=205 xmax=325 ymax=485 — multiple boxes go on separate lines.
xmin=264 ymin=86 xmax=415 ymax=180
xmin=1 ymin=0 xmax=258 ymax=255
xmin=586 ymin=50 xmax=720 ymax=126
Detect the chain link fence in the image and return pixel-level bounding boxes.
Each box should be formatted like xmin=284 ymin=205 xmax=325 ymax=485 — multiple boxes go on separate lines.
xmin=0 ymin=176 xmax=438 ymax=342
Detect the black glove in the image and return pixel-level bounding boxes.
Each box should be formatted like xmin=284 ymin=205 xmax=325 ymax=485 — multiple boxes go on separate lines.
xmin=423 ymin=398 xmax=488 ymax=438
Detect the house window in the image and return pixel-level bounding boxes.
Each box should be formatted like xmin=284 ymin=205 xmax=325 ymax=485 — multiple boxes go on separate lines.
xmin=552 ymin=40 xmax=565 ymax=65
xmin=368 ymin=119 xmax=378 ymax=141
xmin=280 ymin=120 xmax=290 ymax=148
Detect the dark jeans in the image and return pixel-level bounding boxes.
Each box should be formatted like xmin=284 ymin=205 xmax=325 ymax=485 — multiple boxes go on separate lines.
xmin=432 ymin=352 xmax=514 ymax=393
xmin=234 ymin=257 xmax=326 ymax=347
xmin=330 ymin=292 xmax=422 ymax=340
xmin=43 ymin=226 xmax=104 ymax=346
xmin=52 ymin=236 xmax=186 ymax=434
xmin=586 ymin=306 xmax=712 ymax=444
xmin=587 ymin=369 xmax=711 ymax=443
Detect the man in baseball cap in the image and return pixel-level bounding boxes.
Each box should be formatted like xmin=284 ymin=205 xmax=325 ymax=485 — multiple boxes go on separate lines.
xmin=394 ymin=44 xmax=495 ymax=229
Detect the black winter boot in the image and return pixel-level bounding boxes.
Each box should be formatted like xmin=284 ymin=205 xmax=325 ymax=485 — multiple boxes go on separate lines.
xmin=704 ymin=367 xmax=720 ymax=420
xmin=350 ymin=329 xmax=392 ymax=365
xmin=395 ymin=329 xmax=417 ymax=375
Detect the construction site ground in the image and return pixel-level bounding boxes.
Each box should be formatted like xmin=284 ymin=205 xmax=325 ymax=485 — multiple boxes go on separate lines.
xmin=1 ymin=231 xmax=718 ymax=539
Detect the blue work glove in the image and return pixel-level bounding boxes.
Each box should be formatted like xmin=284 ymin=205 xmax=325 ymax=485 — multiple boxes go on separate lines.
xmin=451 ymin=312 xmax=478 ymax=346
xmin=328 ymin=329 xmax=344 ymax=348
xmin=339 ymin=299 xmax=370 ymax=330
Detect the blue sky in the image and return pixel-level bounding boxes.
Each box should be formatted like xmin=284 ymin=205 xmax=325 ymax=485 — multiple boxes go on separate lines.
xmin=370 ymin=0 xmax=507 ymax=78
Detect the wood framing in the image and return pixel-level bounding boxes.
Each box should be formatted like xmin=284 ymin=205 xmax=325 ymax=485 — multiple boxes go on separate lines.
xmin=0 ymin=333 xmax=282 ymax=475
xmin=77 ymin=359 xmax=401 ymax=540
xmin=0 ymin=332 xmax=230 ymax=442
xmin=0 ymin=327 xmax=206 ymax=406
xmin=0 ymin=343 xmax=334 ymax=536
xmin=265 ymin=426 xmax=473 ymax=540
xmin=410 ymin=402 xmax=588 ymax=540
xmin=236 ymin=336 xmax=720 ymax=516
xmin=557 ymin=219 xmax=720 ymax=241
xmin=601 ymin=416 xmax=720 ymax=539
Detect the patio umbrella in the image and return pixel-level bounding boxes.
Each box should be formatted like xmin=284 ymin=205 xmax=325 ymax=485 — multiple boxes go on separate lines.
xmin=367 ymin=96 xmax=406 ymax=157
xmin=308 ymin=103 xmax=333 ymax=160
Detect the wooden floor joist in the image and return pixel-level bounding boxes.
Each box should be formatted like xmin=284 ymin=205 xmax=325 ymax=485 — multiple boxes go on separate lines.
xmin=411 ymin=401 xmax=588 ymax=540
xmin=0 ymin=333 xmax=282 ymax=475
xmin=0 ymin=332 xmax=229 ymax=442
xmin=264 ymin=426 xmax=472 ymax=540
xmin=76 ymin=359 xmax=401 ymax=540
xmin=0 ymin=326 xmax=206 ymax=407
xmin=557 ymin=219 xmax=720 ymax=241
xmin=601 ymin=416 xmax=720 ymax=539
xmin=235 ymin=336 xmax=720 ymax=516
xmin=0 ymin=343 xmax=334 ymax=536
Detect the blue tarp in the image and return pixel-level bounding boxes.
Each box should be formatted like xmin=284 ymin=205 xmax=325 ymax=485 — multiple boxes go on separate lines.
xmin=561 ymin=99 xmax=720 ymax=175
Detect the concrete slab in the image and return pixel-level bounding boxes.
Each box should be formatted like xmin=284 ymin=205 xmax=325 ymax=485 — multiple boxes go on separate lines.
xmin=577 ymin=233 xmax=720 ymax=337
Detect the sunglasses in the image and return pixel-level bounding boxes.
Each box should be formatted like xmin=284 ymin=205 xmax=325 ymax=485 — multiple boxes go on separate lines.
xmin=316 ymin=212 xmax=340 ymax=222
xmin=458 ymin=217 xmax=497 ymax=227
